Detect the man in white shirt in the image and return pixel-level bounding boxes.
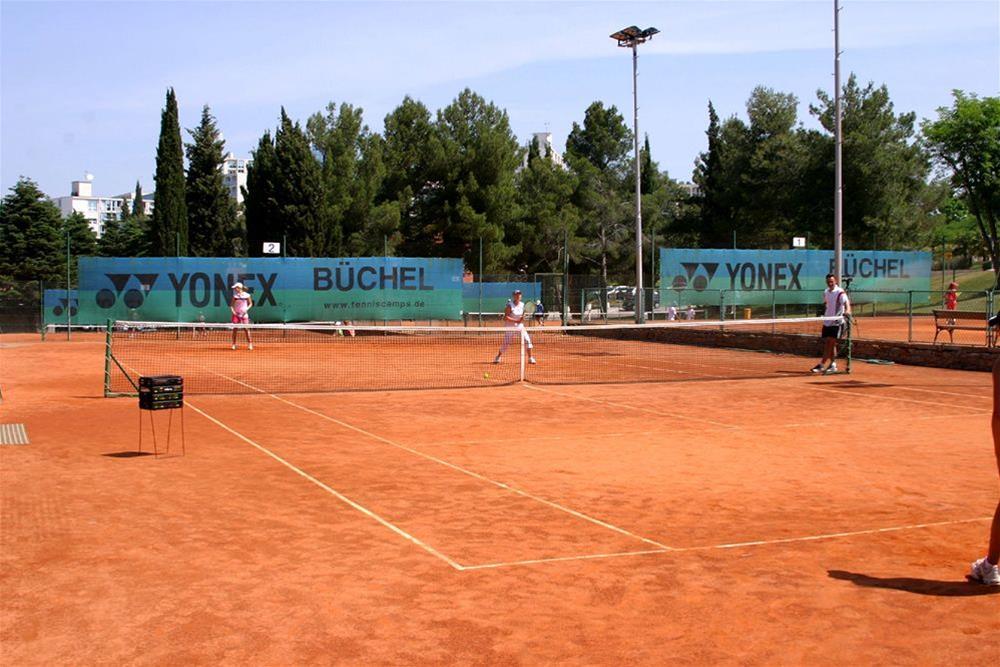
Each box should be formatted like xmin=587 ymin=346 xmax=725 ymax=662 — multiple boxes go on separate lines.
xmin=811 ymin=273 xmax=851 ymax=374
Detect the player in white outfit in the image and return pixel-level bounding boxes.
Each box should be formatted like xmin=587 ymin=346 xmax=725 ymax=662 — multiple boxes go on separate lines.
xmin=493 ymin=289 xmax=536 ymax=364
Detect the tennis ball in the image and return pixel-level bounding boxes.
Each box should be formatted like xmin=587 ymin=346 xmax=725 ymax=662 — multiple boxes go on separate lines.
xmin=483 ymin=372 xmax=490 ymax=379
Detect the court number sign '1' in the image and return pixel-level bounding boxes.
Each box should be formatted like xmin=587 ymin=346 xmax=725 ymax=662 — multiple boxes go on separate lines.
xmin=263 ymin=242 xmax=281 ymax=255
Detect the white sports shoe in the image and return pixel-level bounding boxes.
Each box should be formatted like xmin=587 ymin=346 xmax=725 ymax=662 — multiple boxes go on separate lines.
xmin=248 ymin=343 xmax=254 ymax=350
xmin=810 ymin=364 xmax=824 ymax=373
xmin=970 ymin=557 xmax=1000 ymax=585
xmin=824 ymin=362 xmax=838 ymax=374
xmin=231 ymin=344 xmax=237 ymax=350
xmin=529 ymin=357 xmax=537 ymax=364
xmin=493 ymin=355 xmax=501 ymax=364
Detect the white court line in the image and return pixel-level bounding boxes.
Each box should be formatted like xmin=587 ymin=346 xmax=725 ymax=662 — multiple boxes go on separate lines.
xmin=672 ymin=516 xmax=993 ymax=552
xmin=267 ymin=393 xmax=671 ymax=551
xmin=460 ymin=548 xmax=669 ymax=571
xmin=523 ymin=384 xmax=740 ymax=430
xmin=459 ymin=516 xmax=992 ymax=569
xmin=185 ymin=401 xmax=467 ymax=570
xmin=767 ymin=408 xmax=992 ymax=430
xmin=807 ymin=384 xmax=982 ymax=408
xmin=889 ymin=385 xmax=991 ymax=400
xmin=160 ymin=358 xmax=670 ymax=552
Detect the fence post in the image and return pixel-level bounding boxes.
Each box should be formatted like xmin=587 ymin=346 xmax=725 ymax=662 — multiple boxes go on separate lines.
xmin=38 ymin=280 xmax=45 ymax=340
xmin=478 ymin=237 xmax=483 ymax=327
xmin=720 ymin=291 xmax=726 ymax=322
xmin=907 ymin=291 xmax=913 ymax=343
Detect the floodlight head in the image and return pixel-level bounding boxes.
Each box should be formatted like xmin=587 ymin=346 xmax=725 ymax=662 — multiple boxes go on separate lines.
xmin=611 ymin=25 xmax=658 ymax=47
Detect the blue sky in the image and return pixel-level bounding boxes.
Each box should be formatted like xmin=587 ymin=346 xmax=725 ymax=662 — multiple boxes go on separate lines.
xmin=2 ymin=0 xmax=997 ymax=200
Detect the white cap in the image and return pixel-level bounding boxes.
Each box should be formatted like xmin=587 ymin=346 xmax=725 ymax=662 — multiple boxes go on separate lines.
xmin=231 ymin=282 xmax=244 ymax=289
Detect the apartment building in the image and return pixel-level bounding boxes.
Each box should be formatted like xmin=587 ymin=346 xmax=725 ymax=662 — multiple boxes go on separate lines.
xmin=52 ymin=174 xmax=154 ymax=237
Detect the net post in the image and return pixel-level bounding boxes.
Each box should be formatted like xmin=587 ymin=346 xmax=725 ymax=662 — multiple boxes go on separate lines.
xmin=39 ymin=280 xmax=45 ymax=341
xmin=907 ymin=291 xmax=913 ymax=342
xmin=844 ymin=314 xmax=852 ymax=374
xmin=519 ymin=326 xmax=526 ymax=382
xmin=103 ymin=319 xmax=113 ymax=397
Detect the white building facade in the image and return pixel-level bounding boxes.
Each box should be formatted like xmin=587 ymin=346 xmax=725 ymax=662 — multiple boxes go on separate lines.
xmin=522 ymin=132 xmax=567 ymax=170
xmin=52 ymin=174 xmax=154 ymax=238
xmin=222 ymin=153 xmax=251 ymax=206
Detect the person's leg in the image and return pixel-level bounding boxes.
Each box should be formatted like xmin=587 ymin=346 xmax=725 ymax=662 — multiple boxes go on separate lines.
xmin=987 ymin=502 xmax=1000 ymax=566
xmin=814 ymin=333 xmax=834 ymax=371
xmin=245 ymin=323 xmax=253 ymax=349
xmin=495 ymin=329 xmax=513 ymax=362
xmin=970 ymin=361 xmax=1000 ymax=583
xmin=989 ymin=363 xmax=1000 ymax=563
xmin=523 ymin=328 xmax=536 ymax=363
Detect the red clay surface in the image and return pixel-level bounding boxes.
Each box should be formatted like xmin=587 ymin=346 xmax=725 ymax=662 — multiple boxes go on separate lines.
xmin=2 ymin=333 xmax=999 ymax=664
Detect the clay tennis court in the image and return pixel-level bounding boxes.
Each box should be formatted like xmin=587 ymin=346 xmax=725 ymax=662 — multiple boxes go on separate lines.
xmin=2 ymin=332 xmax=998 ymax=664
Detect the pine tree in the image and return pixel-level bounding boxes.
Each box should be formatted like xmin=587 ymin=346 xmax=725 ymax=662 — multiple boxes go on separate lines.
xmin=150 ymin=88 xmax=188 ymax=255
xmin=185 ymin=105 xmax=238 ymax=256
xmin=0 ymin=178 xmax=65 ymax=283
xmin=381 ymin=97 xmax=437 ymax=251
xmin=273 ymin=109 xmax=326 ymax=256
xmin=416 ymin=89 xmax=523 ymax=270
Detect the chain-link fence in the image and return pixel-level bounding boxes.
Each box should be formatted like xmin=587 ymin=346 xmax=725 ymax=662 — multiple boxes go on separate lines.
xmin=0 ymin=279 xmax=42 ymax=334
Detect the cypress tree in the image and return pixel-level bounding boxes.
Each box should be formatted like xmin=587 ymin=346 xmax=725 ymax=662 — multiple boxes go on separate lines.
xmin=244 ymin=131 xmax=280 ymax=257
xmin=150 ymin=88 xmax=188 ymax=255
xmin=185 ymin=105 xmax=238 ymax=256
xmin=132 ymin=181 xmax=145 ymax=217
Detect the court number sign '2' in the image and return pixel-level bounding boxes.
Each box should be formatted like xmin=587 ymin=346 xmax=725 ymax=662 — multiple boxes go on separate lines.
xmin=263 ymin=242 xmax=281 ymax=255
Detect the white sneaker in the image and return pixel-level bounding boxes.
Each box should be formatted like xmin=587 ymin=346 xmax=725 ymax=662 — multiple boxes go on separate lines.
xmin=810 ymin=364 xmax=824 ymax=373
xmin=231 ymin=344 xmax=237 ymax=350
xmin=529 ymin=357 xmax=537 ymax=364
xmin=493 ymin=355 xmax=501 ymax=364
xmin=824 ymin=362 xmax=838 ymax=374
xmin=248 ymin=343 xmax=254 ymax=350
xmin=970 ymin=557 xmax=1000 ymax=585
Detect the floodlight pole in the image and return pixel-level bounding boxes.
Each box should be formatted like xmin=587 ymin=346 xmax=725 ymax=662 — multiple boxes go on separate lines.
xmin=612 ymin=25 xmax=658 ymax=324
xmin=833 ymin=0 xmax=843 ymax=282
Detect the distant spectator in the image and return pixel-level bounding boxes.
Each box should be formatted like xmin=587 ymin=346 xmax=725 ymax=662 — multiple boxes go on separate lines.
xmin=944 ymin=281 xmax=959 ymax=310
xmin=666 ymin=304 xmax=678 ymax=321
xmin=685 ymin=305 xmax=696 ymax=321
xmin=943 ymin=281 xmax=959 ymax=342
xmin=533 ymin=300 xmax=545 ymax=326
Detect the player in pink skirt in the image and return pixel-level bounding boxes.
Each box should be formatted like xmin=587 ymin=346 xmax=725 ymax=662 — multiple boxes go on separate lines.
xmin=230 ymin=282 xmax=254 ymax=350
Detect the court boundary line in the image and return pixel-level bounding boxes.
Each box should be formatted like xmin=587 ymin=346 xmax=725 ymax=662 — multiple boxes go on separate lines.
xmin=116 ymin=352 xmax=993 ymax=572
xmin=460 ymin=516 xmax=992 ymax=569
xmin=185 ymin=401 xmax=467 ymax=570
xmin=522 ymin=384 xmax=740 ymax=429
xmin=171 ymin=360 xmax=672 ymax=556
xmin=266 ymin=392 xmax=671 ymax=551
xmin=807 ymin=384 xmax=986 ymax=407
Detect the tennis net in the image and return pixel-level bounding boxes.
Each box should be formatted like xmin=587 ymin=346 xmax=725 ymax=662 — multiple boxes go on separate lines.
xmin=104 ymin=316 xmax=849 ymax=396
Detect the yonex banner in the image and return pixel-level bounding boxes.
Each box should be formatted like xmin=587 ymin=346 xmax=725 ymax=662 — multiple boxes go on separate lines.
xmin=42 ymin=289 xmax=79 ymax=325
xmin=659 ymin=248 xmax=931 ymax=305
xmin=75 ymin=257 xmax=464 ymax=324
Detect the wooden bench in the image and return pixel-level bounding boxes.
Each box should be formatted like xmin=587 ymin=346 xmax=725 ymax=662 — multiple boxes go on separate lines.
xmin=932 ymin=309 xmax=995 ymax=346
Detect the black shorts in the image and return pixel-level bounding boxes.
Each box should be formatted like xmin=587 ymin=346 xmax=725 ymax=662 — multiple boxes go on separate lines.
xmin=821 ymin=324 xmax=842 ymax=339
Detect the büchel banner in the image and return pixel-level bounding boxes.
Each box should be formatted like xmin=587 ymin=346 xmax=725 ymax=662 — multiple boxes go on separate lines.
xmin=659 ymin=248 xmax=932 ymax=306
xmin=67 ymin=257 xmax=465 ymax=324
